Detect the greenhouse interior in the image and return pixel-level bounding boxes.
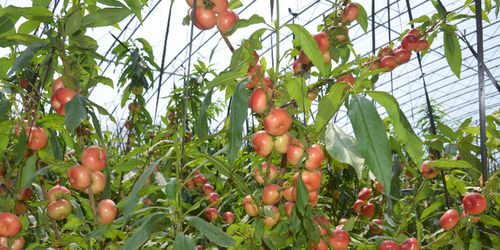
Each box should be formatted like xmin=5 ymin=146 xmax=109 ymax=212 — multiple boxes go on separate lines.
xmin=0 ymin=0 xmax=499 ymax=249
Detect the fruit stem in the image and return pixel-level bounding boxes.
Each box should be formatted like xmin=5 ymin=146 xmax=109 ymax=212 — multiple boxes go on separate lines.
xmin=220 ymin=31 xmax=235 ymax=53
xmin=88 ymin=185 xmax=98 ymax=224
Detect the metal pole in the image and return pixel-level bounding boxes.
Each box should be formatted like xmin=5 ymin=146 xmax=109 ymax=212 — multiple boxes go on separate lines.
xmin=474 ymin=0 xmax=488 ymax=181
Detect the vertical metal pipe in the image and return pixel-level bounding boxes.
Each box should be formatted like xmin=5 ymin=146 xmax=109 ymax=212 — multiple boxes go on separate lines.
xmin=371 ymin=0 xmax=376 ymax=55
xmin=474 ymin=0 xmax=489 ymax=181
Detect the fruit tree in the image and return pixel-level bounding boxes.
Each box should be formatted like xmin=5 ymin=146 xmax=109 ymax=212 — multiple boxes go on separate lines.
xmin=0 ymin=0 xmax=499 ymax=249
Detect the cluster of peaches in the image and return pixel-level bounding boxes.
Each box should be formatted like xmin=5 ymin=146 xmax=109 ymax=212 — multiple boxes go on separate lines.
xmin=351 ymin=185 xmax=421 ymax=250
xmin=244 ymin=48 xmax=356 ymax=249
xmin=439 ymin=192 xmax=487 ymax=230
xmin=309 ymin=215 xmax=350 ymax=250
xmin=50 ymin=78 xmax=76 ymax=116
xmin=15 ymin=77 xmax=76 ymax=153
xmin=370 ymin=28 xmax=429 ymax=72
xmin=292 ymin=2 xmax=360 ymax=76
xmin=0 ymin=212 xmax=24 ymax=250
xmin=186 ymin=0 xmax=238 ymax=34
xmin=185 ymin=171 xmax=235 ymax=225
xmin=420 ymin=161 xmax=489 ymax=232
xmin=64 ymin=146 xmax=117 ymax=224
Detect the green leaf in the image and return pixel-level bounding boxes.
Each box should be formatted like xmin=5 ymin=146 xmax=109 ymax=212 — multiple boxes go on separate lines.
xmin=136 ymin=38 xmax=154 ymax=62
xmin=315 ymin=83 xmax=345 ymax=133
xmin=87 ymin=99 xmax=117 ymax=124
xmin=82 ymin=8 xmax=132 ymax=27
xmin=0 ymin=15 xmax=15 ymax=34
xmin=32 ymin=0 xmax=52 ymax=7
xmin=496 ymin=0 xmax=500 ymax=16
xmin=97 ymin=0 xmax=127 ymax=7
xmin=0 ymin=122 xmax=10 ymax=158
xmin=202 ymin=71 xmax=245 ymax=91
xmin=342 ymin=217 xmax=356 ymax=232
xmin=264 ymin=232 xmax=288 ymax=249
xmin=452 ymin=233 xmax=465 ymax=250
xmin=14 ymin=131 xmax=28 ymax=164
xmin=428 ymin=159 xmax=478 ymax=172
xmin=164 ymin=177 xmax=176 ymax=200
xmin=409 ymin=15 xmax=432 ymax=24
xmin=113 ymin=158 xmax=144 ymax=173
xmin=19 ymin=154 xmax=37 ymax=189
xmin=8 ymin=42 xmax=47 ymax=76
xmin=285 ymin=77 xmax=311 ymax=113
xmin=0 ymin=33 xmax=45 ymax=47
xmin=120 ymin=160 xmax=162 ymax=221
xmin=173 ymin=234 xmax=196 ymax=250
xmin=0 ymin=57 xmax=12 ymax=79
xmin=443 ymin=28 xmax=462 ymax=78
xmin=436 ymin=121 xmax=458 ymax=140
xmin=348 ymin=96 xmax=392 ymax=193
xmin=295 ymin=170 xmax=309 ymax=215
xmin=431 ymin=0 xmax=447 ymax=18
xmin=122 ymin=212 xmax=164 ymax=250
xmin=124 ymin=0 xmax=143 ymax=22
xmin=192 ymin=151 xmax=248 ymax=194
xmin=227 ymin=80 xmax=248 ymax=166
xmin=64 ymin=94 xmax=87 ymax=132
xmin=3 ymin=6 xmax=53 ymax=23
xmin=229 ymin=0 xmax=243 ymax=9
xmin=88 ymin=110 xmax=104 ymax=146
xmin=254 ymin=219 xmax=264 ymax=243
xmin=420 ymin=200 xmax=442 ymax=220
xmin=355 ymin=3 xmax=368 ymax=32
xmin=324 ymin=123 xmax=364 ymax=178
xmin=186 ymin=216 xmax=235 ymax=247
xmin=63 ymin=214 xmax=84 ymax=230
xmin=367 ymin=91 xmax=423 ymax=167
xmin=286 ymin=24 xmax=326 ymax=76
xmin=48 ymin=129 xmax=63 ymax=160
xmin=445 ymin=175 xmax=467 ymax=195
xmin=196 ymin=88 xmax=212 ymax=139
xmin=225 ymin=14 xmax=266 ymax=36
xmin=64 ymin=6 xmax=82 ymax=35
xmin=416 ymin=181 xmax=431 ymax=202
xmin=470 ymin=229 xmax=482 ymax=250
xmin=18 ymin=20 xmax=40 ymax=34
xmin=480 ymin=214 xmax=500 ymax=227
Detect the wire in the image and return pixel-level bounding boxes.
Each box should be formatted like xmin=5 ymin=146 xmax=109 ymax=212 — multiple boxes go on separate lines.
xmin=153 ymin=0 xmax=175 ymax=122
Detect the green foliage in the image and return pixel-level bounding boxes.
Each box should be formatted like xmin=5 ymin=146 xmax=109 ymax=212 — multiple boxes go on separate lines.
xmin=286 ymin=24 xmax=327 ymax=75
xmin=324 ymin=122 xmax=364 ymax=178
xmin=367 ymin=91 xmax=423 ymax=167
xmin=7 ymin=42 xmax=47 ymax=76
xmin=186 ymin=216 xmax=235 ymax=247
xmin=348 ymin=95 xmax=393 ymax=193
xmin=225 ymin=14 xmax=266 ymax=36
xmin=122 ymin=213 xmax=165 ymax=250
xmin=0 ymin=1 xmax=498 ymax=249
xmin=173 ymin=234 xmax=196 ymax=250
xmin=442 ymin=24 xmax=462 ymax=78
xmin=355 ymin=3 xmax=368 ymax=32
xmin=82 ymin=8 xmax=132 ymax=27
xmin=314 ymin=83 xmax=346 ymax=133
xmin=64 ymin=94 xmax=87 ymax=132
xmin=227 ymin=80 xmax=249 ymax=166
